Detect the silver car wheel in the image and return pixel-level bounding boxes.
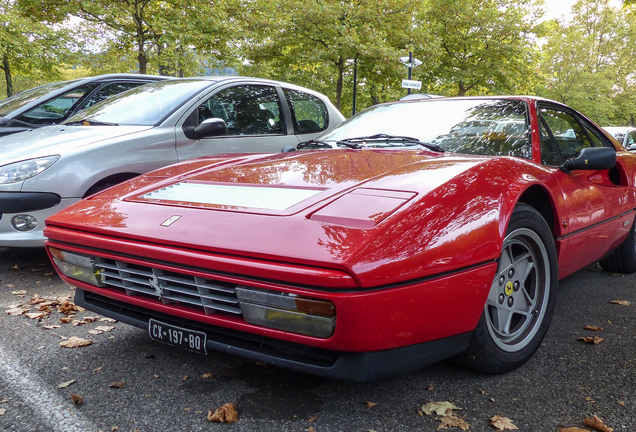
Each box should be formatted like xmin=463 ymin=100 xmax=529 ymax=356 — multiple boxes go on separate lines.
xmin=485 ymin=227 xmax=551 ymax=353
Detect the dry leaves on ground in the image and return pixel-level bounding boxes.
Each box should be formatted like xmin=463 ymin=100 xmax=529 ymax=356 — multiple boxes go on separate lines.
xmin=422 ymin=401 xmax=461 ymax=416
xmin=583 ymin=326 xmax=603 ymax=331
xmin=437 ymin=413 xmax=470 ymax=430
xmin=490 ymin=415 xmax=518 ymax=430
xmin=578 ymin=336 xmax=603 ymax=344
xmin=60 ymin=337 xmax=93 ymax=348
xmin=207 ymin=403 xmax=238 ymax=423
xmin=583 ymin=415 xmax=613 ymax=432
xmin=11 ymin=290 xmax=27 ymax=296
xmin=109 ymin=382 xmax=125 ymax=389
xmin=0 ymin=408 xmax=5 ymax=416
xmin=609 ymin=300 xmax=630 ymax=306
xmin=365 ymin=401 xmax=377 ymax=408
xmin=202 ymin=373 xmax=213 ymax=379
xmin=58 ymin=380 xmax=76 ymax=389
xmin=6 ymin=307 xmax=28 ymax=316
xmin=87 ymin=326 xmax=115 ymax=335
xmin=70 ymin=394 xmax=83 ymax=405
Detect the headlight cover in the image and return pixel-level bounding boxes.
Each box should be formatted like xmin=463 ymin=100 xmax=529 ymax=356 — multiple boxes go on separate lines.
xmin=0 ymin=156 xmax=60 ymax=184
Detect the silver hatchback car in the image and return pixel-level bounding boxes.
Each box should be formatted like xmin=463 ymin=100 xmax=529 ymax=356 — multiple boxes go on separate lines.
xmin=0 ymin=76 xmax=344 ymax=247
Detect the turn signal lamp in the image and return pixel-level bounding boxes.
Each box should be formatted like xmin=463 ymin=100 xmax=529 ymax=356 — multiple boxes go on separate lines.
xmin=235 ymin=286 xmax=336 ymax=338
xmin=48 ymin=247 xmax=103 ymax=287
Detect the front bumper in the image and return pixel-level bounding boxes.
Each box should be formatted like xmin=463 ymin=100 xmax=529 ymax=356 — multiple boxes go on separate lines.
xmin=0 ymin=197 xmax=78 ymax=247
xmin=76 ymin=288 xmax=472 ymax=381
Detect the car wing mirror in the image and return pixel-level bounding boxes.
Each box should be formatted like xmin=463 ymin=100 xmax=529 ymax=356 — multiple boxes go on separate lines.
xmin=193 ymin=118 xmax=227 ymax=138
xmin=559 ymin=147 xmax=616 ymax=173
xmin=629 ymin=144 xmax=636 ymax=151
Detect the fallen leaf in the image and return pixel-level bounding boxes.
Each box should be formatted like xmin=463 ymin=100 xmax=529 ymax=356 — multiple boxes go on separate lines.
xmin=207 ymin=403 xmax=238 ymax=423
xmin=477 ymin=389 xmax=485 ymax=394
xmin=202 ymin=373 xmax=213 ymax=379
xmin=490 ymin=415 xmax=518 ymax=430
xmin=44 ymin=272 xmax=54 ymax=276
xmin=578 ymin=336 xmax=603 ymax=344
xmin=25 ymin=312 xmax=46 ymax=320
xmin=428 ymin=383 xmax=435 ymax=391
xmin=11 ymin=290 xmax=27 ymax=296
xmin=583 ymin=415 xmax=613 ymax=432
xmin=308 ymin=416 xmax=318 ymax=422
xmin=365 ymin=401 xmax=377 ymax=408
xmin=422 ymin=401 xmax=461 ymax=416
xmin=70 ymin=394 xmax=83 ymax=405
xmin=87 ymin=326 xmax=115 ymax=335
xmin=608 ymin=273 xmax=624 ymax=277
xmin=109 ymin=381 xmax=125 ymax=388
xmin=617 ymin=401 xmax=626 ymax=407
xmin=42 ymin=325 xmax=61 ymax=330
xmin=437 ymin=413 xmax=470 ymax=430
xmin=1 ymin=399 xmax=9 ymax=403
xmin=99 ymin=317 xmax=117 ymax=323
xmin=28 ymin=294 xmax=46 ymax=305
xmin=0 ymin=408 xmax=5 ymax=415
xmin=584 ymin=326 xmax=603 ymax=331
xmin=183 ymin=407 xmax=191 ymax=411
xmin=58 ymin=379 xmax=76 ymax=389
xmin=308 ymin=427 xmax=315 ymax=432
xmin=6 ymin=307 xmax=28 ymax=316
xmin=93 ymin=367 xmax=103 ymax=372
xmin=60 ymin=337 xmax=93 ymax=348
xmin=11 ymin=264 xmax=20 ymax=270
xmin=609 ymin=300 xmax=630 ymax=306
xmin=180 ymin=376 xmax=188 ymax=382
xmin=30 ymin=268 xmax=42 ymax=272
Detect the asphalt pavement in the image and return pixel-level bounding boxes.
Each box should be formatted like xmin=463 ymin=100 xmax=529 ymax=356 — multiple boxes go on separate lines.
xmin=0 ymin=247 xmax=634 ymax=432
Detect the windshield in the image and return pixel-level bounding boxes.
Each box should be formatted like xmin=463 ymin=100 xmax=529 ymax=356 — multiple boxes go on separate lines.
xmin=319 ymin=99 xmax=531 ymax=158
xmin=65 ymin=79 xmax=213 ymax=126
xmin=0 ymin=80 xmax=80 ymax=117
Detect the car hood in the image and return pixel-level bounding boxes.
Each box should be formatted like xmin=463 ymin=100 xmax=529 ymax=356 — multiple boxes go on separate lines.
xmin=0 ymin=125 xmax=153 ymax=164
xmin=47 ymin=150 xmax=511 ymax=285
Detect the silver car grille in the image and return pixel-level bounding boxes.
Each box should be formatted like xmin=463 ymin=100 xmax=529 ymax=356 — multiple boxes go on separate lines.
xmin=95 ymin=259 xmax=242 ymax=315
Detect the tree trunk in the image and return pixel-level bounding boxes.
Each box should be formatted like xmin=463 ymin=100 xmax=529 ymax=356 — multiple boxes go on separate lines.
xmin=458 ymin=81 xmax=466 ymax=96
xmin=3 ymin=54 xmax=13 ymax=98
xmin=133 ymin=0 xmax=147 ymax=74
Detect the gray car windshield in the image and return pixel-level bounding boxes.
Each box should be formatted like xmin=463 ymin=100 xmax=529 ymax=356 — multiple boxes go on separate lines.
xmin=0 ymin=80 xmax=80 ymax=117
xmin=65 ymin=80 xmax=213 ymax=126
xmin=319 ymin=99 xmax=530 ymax=158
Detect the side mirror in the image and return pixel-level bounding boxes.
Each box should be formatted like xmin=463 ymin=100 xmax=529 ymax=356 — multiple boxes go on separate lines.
xmin=629 ymin=144 xmax=636 ymax=151
xmin=193 ymin=118 xmax=227 ymax=138
xmin=560 ymin=147 xmax=616 ymax=173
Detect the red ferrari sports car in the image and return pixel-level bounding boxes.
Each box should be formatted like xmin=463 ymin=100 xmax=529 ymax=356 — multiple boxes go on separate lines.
xmin=44 ymin=96 xmax=635 ymax=381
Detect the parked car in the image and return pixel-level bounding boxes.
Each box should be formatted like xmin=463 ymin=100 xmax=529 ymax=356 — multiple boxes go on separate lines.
xmin=603 ymin=126 xmax=636 ymax=150
xmin=0 ymin=76 xmax=343 ymax=247
xmin=0 ymin=74 xmax=169 ymax=137
xmin=44 ymin=96 xmax=634 ymax=381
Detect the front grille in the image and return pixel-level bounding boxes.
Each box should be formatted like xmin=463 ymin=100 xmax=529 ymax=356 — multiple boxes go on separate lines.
xmin=95 ymin=258 xmax=242 ymax=316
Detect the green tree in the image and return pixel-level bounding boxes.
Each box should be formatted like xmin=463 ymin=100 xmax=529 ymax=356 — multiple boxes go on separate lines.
xmin=0 ymin=0 xmax=70 ymax=97
xmin=240 ymin=0 xmax=419 ymax=112
xmin=537 ymin=0 xmax=636 ymax=125
xmin=417 ymin=0 xmax=542 ymax=96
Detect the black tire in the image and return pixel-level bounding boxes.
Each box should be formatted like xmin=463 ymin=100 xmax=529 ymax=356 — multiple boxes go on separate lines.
xmin=454 ymin=204 xmax=558 ymax=374
xmin=599 ymin=217 xmax=636 ymax=273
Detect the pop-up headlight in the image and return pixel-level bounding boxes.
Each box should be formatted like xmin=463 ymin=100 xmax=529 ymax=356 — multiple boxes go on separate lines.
xmin=236 ymin=287 xmax=336 ymax=338
xmin=49 ymin=247 xmax=102 ymax=287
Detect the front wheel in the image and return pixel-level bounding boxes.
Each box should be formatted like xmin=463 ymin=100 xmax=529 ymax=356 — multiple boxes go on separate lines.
xmin=454 ymin=204 xmax=558 ymax=374
xmin=599 ymin=216 xmax=636 ymax=273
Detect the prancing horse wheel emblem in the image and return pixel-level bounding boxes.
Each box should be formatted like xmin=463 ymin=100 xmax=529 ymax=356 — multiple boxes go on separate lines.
xmin=505 ymin=281 xmax=514 ymax=296
xmin=149 ymin=274 xmax=164 ymax=298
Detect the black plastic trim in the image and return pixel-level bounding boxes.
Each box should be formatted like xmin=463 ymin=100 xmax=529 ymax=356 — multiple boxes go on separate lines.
xmin=0 ymin=192 xmax=61 ymax=213
xmin=76 ymin=288 xmax=472 ymax=381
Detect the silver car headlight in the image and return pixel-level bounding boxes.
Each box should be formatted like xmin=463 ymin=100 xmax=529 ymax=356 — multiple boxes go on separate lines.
xmin=0 ymin=156 xmax=60 ymax=184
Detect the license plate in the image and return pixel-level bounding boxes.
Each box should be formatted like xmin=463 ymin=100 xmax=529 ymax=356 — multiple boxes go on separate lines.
xmin=148 ymin=319 xmax=207 ymax=355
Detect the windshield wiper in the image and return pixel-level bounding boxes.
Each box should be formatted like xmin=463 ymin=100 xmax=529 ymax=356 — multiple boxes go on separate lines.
xmin=342 ymin=134 xmax=445 ymax=152
xmin=65 ymin=119 xmax=119 ymax=126
xmin=297 ymin=139 xmax=362 ymax=150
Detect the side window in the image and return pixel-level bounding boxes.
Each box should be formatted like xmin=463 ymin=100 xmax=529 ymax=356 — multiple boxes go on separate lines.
xmin=15 ymin=84 xmax=99 ymax=125
xmin=283 ymin=89 xmax=328 ymax=134
xmin=80 ymin=82 xmax=144 ymax=109
xmin=539 ymin=107 xmax=593 ymax=161
xmin=539 ymin=118 xmax=561 ymax=167
xmin=628 ymin=132 xmax=636 ymax=147
xmin=198 ymin=85 xmax=284 ymax=136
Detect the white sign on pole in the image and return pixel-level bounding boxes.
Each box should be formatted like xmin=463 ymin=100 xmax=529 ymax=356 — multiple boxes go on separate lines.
xmin=401 ymin=79 xmax=422 ymax=90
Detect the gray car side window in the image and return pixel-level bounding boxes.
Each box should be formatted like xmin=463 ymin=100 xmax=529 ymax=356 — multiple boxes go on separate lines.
xmin=80 ymin=82 xmax=144 ymax=110
xmin=283 ymin=89 xmax=329 ymax=134
xmin=15 ymin=84 xmax=100 ymax=125
xmin=628 ymin=131 xmax=636 ymax=146
xmin=197 ymin=85 xmax=285 ymax=136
